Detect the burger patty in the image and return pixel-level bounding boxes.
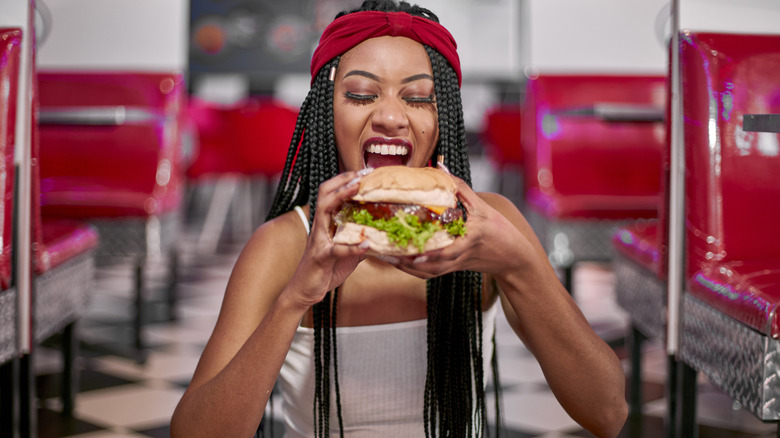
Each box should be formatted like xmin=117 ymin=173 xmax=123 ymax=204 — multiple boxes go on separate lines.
xmin=339 ymin=201 xmax=464 ymax=224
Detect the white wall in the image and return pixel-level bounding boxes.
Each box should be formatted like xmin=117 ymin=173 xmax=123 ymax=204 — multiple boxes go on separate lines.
xmin=36 ymin=0 xmax=189 ymax=71
xmin=527 ymin=0 xmax=670 ymax=74
xmin=414 ymin=0 xmax=523 ymax=82
xmin=526 ymin=0 xmax=780 ymax=75
xmin=680 ymin=0 xmax=780 ymax=34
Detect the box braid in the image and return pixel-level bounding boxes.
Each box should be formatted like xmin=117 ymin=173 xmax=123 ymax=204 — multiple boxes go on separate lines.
xmin=264 ymin=1 xmax=501 ymax=437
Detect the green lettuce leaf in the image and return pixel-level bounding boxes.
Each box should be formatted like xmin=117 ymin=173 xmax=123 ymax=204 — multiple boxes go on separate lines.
xmin=350 ymin=208 xmax=466 ymax=253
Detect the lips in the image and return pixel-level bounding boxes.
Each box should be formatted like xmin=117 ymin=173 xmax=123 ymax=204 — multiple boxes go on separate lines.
xmin=362 ymin=137 xmax=412 ymax=168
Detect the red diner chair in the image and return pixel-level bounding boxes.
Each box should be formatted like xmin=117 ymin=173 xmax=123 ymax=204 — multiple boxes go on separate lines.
xmin=671 ymin=32 xmax=780 ymax=431
xmin=186 ymin=96 xmax=298 ymax=254
xmin=480 ymin=104 xmax=524 ymax=208
xmin=521 ymin=74 xmax=667 ymax=292
xmin=0 ymin=28 xmax=22 ymax=435
xmin=30 ymin=83 xmax=100 ymax=419
xmin=36 ymin=71 xmax=187 ymax=360
xmin=0 ymin=26 xmax=100 ymax=428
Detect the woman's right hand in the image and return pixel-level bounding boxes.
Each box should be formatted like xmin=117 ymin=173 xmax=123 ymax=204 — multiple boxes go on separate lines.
xmin=283 ymin=169 xmax=373 ymax=308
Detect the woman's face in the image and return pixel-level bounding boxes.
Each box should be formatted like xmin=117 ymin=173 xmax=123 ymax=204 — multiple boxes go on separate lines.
xmin=332 ymin=36 xmax=439 ymax=172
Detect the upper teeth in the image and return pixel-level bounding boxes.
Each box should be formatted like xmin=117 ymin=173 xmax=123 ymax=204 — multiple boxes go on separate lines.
xmin=367 ymin=144 xmax=409 ymax=156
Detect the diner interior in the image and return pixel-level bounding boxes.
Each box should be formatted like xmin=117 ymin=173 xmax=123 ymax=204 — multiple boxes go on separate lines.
xmin=2 ymin=0 xmax=780 ymax=437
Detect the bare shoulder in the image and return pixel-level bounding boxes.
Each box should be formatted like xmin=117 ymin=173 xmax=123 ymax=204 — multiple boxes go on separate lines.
xmin=219 ymin=206 xmax=309 ymax=319
xmin=476 ymin=192 xmax=529 ymax=229
xmin=235 ymin=207 xmax=309 ymax=275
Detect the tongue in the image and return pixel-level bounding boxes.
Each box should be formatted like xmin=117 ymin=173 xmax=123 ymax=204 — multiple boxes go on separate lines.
xmin=365 ymin=152 xmax=405 ymax=168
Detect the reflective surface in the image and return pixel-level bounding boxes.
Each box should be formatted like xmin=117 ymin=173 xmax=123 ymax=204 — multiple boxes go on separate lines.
xmin=36 ymin=72 xmax=187 ymax=218
xmin=523 ymin=74 xmax=666 ymax=219
xmin=0 ymin=28 xmax=21 ymax=290
xmin=681 ymin=32 xmax=780 ymax=336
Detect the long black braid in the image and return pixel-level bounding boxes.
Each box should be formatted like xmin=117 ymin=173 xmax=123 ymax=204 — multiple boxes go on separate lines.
xmin=265 ymin=1 xmax=501 ymax=437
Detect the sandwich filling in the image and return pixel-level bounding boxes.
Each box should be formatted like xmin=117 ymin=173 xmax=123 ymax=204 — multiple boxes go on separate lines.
xmin=335 ymin=201 xmax=466 ymax=253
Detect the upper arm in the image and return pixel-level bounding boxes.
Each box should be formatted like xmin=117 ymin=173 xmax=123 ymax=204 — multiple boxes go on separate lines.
xmin=186 ymin=212 xmax=308 ymax=391
xmin=477 ymin=193 xmax=559 ymax=344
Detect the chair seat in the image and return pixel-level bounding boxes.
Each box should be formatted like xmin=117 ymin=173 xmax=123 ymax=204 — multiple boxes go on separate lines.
xmin=36 ymin=219 xmax=99 ymax=274
xmin=612 ymin=221 xmax=663 ymax=279
xmin=688 ymin=260 xmax=780 ymax=338
xmin=527 ymin=188 xmax=659 ymax=220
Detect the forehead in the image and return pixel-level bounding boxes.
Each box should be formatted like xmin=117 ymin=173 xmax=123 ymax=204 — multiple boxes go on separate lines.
xmin=338 ymin=36 xmax=433 ymax=78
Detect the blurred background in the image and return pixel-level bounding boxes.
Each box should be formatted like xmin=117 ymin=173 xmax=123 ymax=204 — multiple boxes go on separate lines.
xmin=2 ymin=0 xmax=780 ymax=437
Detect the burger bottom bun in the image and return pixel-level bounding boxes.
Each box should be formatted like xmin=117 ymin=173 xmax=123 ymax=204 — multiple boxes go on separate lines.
xmin=332 ymin=222 xmax=455 ymax=256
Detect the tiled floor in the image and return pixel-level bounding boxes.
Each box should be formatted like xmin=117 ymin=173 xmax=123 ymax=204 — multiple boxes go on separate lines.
xmin=32 ymin=160 xmax=780 ymax=437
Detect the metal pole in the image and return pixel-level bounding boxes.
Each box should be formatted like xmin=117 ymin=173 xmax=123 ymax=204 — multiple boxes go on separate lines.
xmin=666 ymin=0 xmax=684 ymax=362
xmin=666 ymin=0 xmax=689 ymax=436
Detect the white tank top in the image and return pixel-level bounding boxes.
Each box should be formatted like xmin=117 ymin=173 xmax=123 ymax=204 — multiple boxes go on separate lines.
xmin=278 ymin=304 xmax=498 ymax=437
xmin=279 ymin=206 xmax=498 ymax=437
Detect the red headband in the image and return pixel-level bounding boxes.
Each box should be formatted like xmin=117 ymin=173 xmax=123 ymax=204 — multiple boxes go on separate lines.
xmin=310 ymin=11 xmax=461 ymax=87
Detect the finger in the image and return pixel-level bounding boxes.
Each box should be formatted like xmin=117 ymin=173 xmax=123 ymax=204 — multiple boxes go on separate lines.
xmin=330 ymin=241 xmax=371 ymax=258
xmin=451 ymin=177 xmax=482 ymax=214
xmin=315 ymin=169 xmax=373 ymax=217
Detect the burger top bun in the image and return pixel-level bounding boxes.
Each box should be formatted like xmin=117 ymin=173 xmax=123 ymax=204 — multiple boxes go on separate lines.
xmin=352 ymin=166 xmax=457 ymax=208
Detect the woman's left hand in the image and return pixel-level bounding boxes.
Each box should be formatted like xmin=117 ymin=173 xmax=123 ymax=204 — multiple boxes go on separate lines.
xmin=390 ymin=175 xmax=538 ymax=279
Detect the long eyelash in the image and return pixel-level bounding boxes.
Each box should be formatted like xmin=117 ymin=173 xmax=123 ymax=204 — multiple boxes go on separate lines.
xmin=344 ymin=92 xmax=376 ymax=102
xmin=405 ymin=95 xmax=436 ymax=104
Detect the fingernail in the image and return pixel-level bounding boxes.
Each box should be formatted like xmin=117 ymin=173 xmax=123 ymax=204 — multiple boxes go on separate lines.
xmin=437 ymin=161 xmax=451 ymax=175
xmin=377 ymin=255 xmax=400 ymax=265
xmin=358 ymin=240 xmax=371 ymax=249
xmin=346 ymin=176 xmax=361 ymax=187
xmin=358 ymin=167 xmax=374 ymax=176
xmin=413 ymin=256 xmax=429 ymax=264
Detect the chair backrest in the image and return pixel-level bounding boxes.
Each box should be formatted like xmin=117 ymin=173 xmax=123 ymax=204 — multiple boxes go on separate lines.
xmin=481 ymin=104 xmax=523 ymax=169
xmin=186 ymin=96 xmax=298 ymax=180
xmin=0 ymin=29 xmax=21 ymax=290
xmin=681 ymin=32 xmax=780 ymax=277
xmin=522 ymin=74 xmax=666 ymax=201
xmin=225 ymin=96 xmax=298 ymax=178
xmin=35 ymin=71 xmax=186 ymax=218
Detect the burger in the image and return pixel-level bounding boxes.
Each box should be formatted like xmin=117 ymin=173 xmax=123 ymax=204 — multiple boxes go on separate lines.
xmin=332 ymin=166 xmax=466 ymax=255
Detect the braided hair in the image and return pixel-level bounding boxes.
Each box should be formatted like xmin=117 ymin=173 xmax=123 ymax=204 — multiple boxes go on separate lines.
xmin=266 ymin=1 xmax=499 ymax=436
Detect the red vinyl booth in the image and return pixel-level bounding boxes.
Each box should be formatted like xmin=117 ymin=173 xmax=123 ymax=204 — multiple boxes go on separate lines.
xmin=0 ymin=28 xmax=21 ymax=369
xmin=673 ymin=32 xmax=780 ymax=426
xmin=186 ymin=96 xmax=298 ymax=254
xmin=36 ymin=71 xmax=187 ymax=359
xmin=0 ymin=26 xmax=100 ymax=426
xmin=522 ymin=74 xmax=666 ymax=290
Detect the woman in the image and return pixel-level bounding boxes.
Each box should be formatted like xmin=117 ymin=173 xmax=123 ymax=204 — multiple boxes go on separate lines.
xmin=171 ymin=1 xmax=628 ymax=437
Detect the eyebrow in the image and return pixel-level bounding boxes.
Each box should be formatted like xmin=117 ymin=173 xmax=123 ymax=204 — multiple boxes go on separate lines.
xmin=342 ymin=70 xmax=434 ymax=84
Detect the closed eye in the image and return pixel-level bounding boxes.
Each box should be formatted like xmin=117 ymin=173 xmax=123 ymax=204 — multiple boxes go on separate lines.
xmin=404 ymin=95 xmax=436 ymax=107
xmin=345 ymin=91 xmax=376 ymax=104
xmin=404 ymin=95 xmax=436 ymax=103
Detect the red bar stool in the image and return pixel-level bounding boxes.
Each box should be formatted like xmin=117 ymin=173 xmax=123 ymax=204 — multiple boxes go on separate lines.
xmin=36 ymin=71 xmax=187 ymax=361
xmin=186 ymin=96 xmax=298 ymax=254
xmin=672 ymin=32 xmax=780 ymax=428
xmin=522 ymin=74 xmax=666 ymax=291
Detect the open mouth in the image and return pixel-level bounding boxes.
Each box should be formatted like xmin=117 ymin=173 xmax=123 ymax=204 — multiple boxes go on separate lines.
xmin=363 ymin=138 xmax=411 ymax=168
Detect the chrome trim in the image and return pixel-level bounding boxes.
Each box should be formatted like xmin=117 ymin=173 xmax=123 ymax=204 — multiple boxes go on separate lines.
xmin=744 ymin=114 xmax=780 ymax=133
xmin=667 ymin=0 xmax=684 ymax=357
xmin=38 ymin=106 xmax=168 ymax=126
xmin=554 ymin=103 xmax=664 ymax=122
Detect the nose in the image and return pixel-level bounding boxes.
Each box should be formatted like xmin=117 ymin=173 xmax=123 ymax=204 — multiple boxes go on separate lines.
xmin=371 ymin=97 xmax=408 ymax=135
